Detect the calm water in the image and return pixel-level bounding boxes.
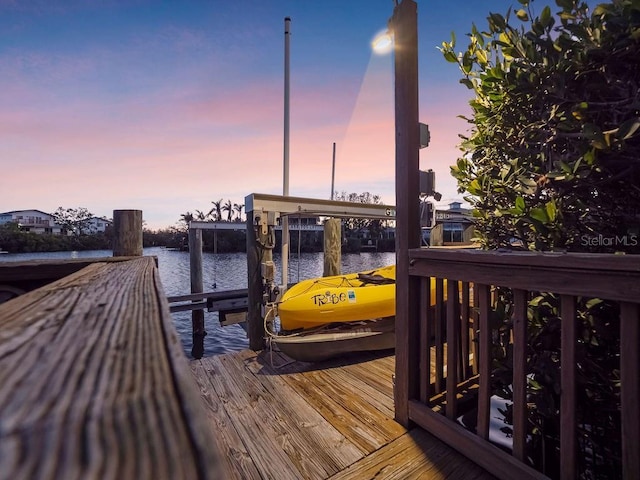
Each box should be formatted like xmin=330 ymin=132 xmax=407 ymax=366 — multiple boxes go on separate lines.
xmin=0 ymin=247 xmax=395 ymax=357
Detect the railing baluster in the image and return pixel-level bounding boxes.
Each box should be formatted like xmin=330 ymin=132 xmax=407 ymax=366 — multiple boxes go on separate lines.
xmin=435 ymin=278 xmax=444 ymax=394
xmin=446 ymin=280 xmax=460 ymax=420
xmin=419 ymin=276 xmax=432 ymax=404
xmin=512 ymin=289 xmax=528 ymax=461
xmin=461 ymin=281 xmax=470 ymax=380
xmin=472 ymin=284 xmax=479 ymax=376
xmin=620 ymin=302 xmax=640 ymax=479
xmin=560 ymin=295 xmax=577 ymax=479
xmin=477 ymin=283 xmax=491 ymax=440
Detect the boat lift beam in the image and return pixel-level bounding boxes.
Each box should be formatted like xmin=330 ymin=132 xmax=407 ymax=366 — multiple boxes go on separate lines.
xmin=245 ymin=193 xmax=396 ymax=220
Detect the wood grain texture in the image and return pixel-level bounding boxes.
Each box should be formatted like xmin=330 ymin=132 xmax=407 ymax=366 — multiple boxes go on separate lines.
xmin=408 ymin=249 xmax=640 ymax=303
xmin=190 ymin=348 xmax=493 ymax=479
xmin=0 ymin=257 xmax=220 ymax=480
xmin=392 ymin=0 xmax=421 ymax=427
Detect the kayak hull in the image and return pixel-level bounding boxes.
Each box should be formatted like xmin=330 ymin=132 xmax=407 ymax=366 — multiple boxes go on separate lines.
xmin=278 ymin=265 xmax=396 ymax=331
xmin=273 ymin=317 xmax=395 ymax=362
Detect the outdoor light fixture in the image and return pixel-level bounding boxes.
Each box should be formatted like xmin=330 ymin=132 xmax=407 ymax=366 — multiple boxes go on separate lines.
xmin=371 ymin=29 xmax=393 ymax=54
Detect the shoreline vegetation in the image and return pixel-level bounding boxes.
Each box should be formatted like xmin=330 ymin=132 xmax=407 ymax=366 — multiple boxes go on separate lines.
xmin=0 ymin=223 xmax=395 ymax=255
xmin=2 ymin=192 xmax=394 ymax=255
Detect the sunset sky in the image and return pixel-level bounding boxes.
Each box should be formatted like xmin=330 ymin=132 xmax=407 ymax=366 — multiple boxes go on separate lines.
xmin=2 ymin=0 xmax=544 ymax=229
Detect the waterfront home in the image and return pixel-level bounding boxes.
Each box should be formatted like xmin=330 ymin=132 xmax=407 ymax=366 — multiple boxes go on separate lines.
xmin=0 ymin=209 xmax=63 ymax=235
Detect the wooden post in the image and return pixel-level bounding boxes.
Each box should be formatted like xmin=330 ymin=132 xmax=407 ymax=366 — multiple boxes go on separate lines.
xmin=392 ymin=0 xmax=421 ymax=427
xmin=112 ymin=210 xmax=143 ymax=256
xmin=246 ymin=211 xmax=271 ymax=351
xmin=323 ymin=218 xmax=341 ymax=277
xmin=189 ymin=228 xmax=205 ymax=358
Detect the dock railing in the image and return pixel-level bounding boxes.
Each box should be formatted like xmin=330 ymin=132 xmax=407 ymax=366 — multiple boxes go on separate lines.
xmin=396 ymin=248 xmax=640 ymax=480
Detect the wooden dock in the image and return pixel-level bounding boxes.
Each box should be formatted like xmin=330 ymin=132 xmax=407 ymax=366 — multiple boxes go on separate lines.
xmin=0 ymin=254 xmax=493 ymax=479
xmin=191 ymin=348 xmax=494 ymax=480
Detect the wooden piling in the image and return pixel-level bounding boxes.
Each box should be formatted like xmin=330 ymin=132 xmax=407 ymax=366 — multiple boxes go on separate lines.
xmin=323 ymin=218 xmax=341 ymax=277
xmin=246 ymin=211 xmax=272 ymax=351
xmin=112 ymin=210 xmax=143 ymax=256
xmin=189 ymin=228 xmax=205 ymax=358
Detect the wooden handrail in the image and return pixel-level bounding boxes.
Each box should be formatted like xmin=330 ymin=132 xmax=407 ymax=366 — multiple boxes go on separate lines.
xmin=398 ymin=248 xmax=640 ymax=480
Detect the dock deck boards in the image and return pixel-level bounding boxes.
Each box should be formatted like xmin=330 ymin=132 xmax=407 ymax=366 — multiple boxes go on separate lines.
xmin=191 ymin=348 xmax=494 ymax=479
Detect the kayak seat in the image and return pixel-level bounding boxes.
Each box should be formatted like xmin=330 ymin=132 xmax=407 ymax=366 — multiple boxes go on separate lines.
xmin=357 ymin=273 xmax=395 ymax=286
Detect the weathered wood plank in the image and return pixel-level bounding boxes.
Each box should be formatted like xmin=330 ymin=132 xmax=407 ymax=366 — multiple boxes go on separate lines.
xmin=328 ymin=429 xmax=489 ymax=480
xmin=239 ymin=351 xmax=366 ymax=465
xmin=282 ymin=367 xmax=406 ymax=452
xmin=191 ymin=360 xmax=262 ymax=480
xmin=196 ymin=355 xmax=302 ymax=479
xmin=219 ymin=351 xmax=362 ymax=478
xmin=0 ymin=257 xmax=220 ymax=480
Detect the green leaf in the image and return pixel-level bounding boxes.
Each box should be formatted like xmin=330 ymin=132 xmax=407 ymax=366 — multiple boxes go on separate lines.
xmin=545 ymin=201 xmax=557 ymax=222
xmin=459 ymin=78 xmax=474 ymax=89
xmin=585 ymin=298 xmax=603 ymax=309
xmin=540 ymin=6 xmax=552 ymax=27
xmin=443 ymin=50 xmax=458 ymax=63
xmin=515 ymin=196 xmax=525 ymax=212
xmin=467 ymin=179 xmax=483 ymax=195
xmin=516 ymin=9 xmax=529 ymax=21
xmin=530 ymin=207 xmax=549 ymax=223
xmin=616 ymin=117 xmax=640 ymax=140
xmin=488 ymin=13 xmax=507 ymax=31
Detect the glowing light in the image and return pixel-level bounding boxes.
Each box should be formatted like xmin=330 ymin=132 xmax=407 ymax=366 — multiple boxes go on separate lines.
xmin=371 ymin=29 xmax=393 ymax=55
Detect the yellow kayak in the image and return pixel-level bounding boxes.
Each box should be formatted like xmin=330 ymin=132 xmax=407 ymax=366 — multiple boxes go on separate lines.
xmin=278 ymin=265 xmax=396 ymax=331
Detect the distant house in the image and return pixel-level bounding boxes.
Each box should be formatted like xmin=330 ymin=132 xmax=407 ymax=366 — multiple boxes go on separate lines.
xmin=430 ymin=202 xmax=475 ymax=246
xmin=0 ymin=209 xmax=63 ymax=235
xmin=87 ymin=216 xmax=112 ymax=234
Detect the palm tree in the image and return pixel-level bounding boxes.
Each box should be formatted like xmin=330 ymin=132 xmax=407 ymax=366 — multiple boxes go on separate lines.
xmin=194 ymin=210 xmax=207 ymax=221
xmin=179 ymin=212 xmax=194 ymax=232
xmin=233 ymin=203 xmax=244 ymax=222
xmin=222 ymin=199 xmax=233 ymax=222
xmin=208 ymin=199 xmax=223 ymax=221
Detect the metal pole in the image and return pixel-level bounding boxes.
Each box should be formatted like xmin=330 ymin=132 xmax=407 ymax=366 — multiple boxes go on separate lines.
xmin=282 ymin=16 xmax=291 ymax=291
xmin=330 ymin=142 xmax=336 ymax=200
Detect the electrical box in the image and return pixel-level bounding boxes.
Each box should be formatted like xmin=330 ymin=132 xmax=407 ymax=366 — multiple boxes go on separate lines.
xmin=420 ymin=200 xmax=434 ymax=228
xmin=420 ymin=169 xmax=435 ymax=196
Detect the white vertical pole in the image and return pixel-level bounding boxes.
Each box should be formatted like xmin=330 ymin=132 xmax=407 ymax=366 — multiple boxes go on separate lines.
xmin=330 ymin=142 xmax=336 ymax=200
xmin=282 ymin=17 xmax=291 ymax=290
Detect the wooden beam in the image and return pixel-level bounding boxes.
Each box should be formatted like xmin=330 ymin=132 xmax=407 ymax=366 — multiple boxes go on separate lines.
xmin=392 ymin=0 xmax=420 ymax=427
